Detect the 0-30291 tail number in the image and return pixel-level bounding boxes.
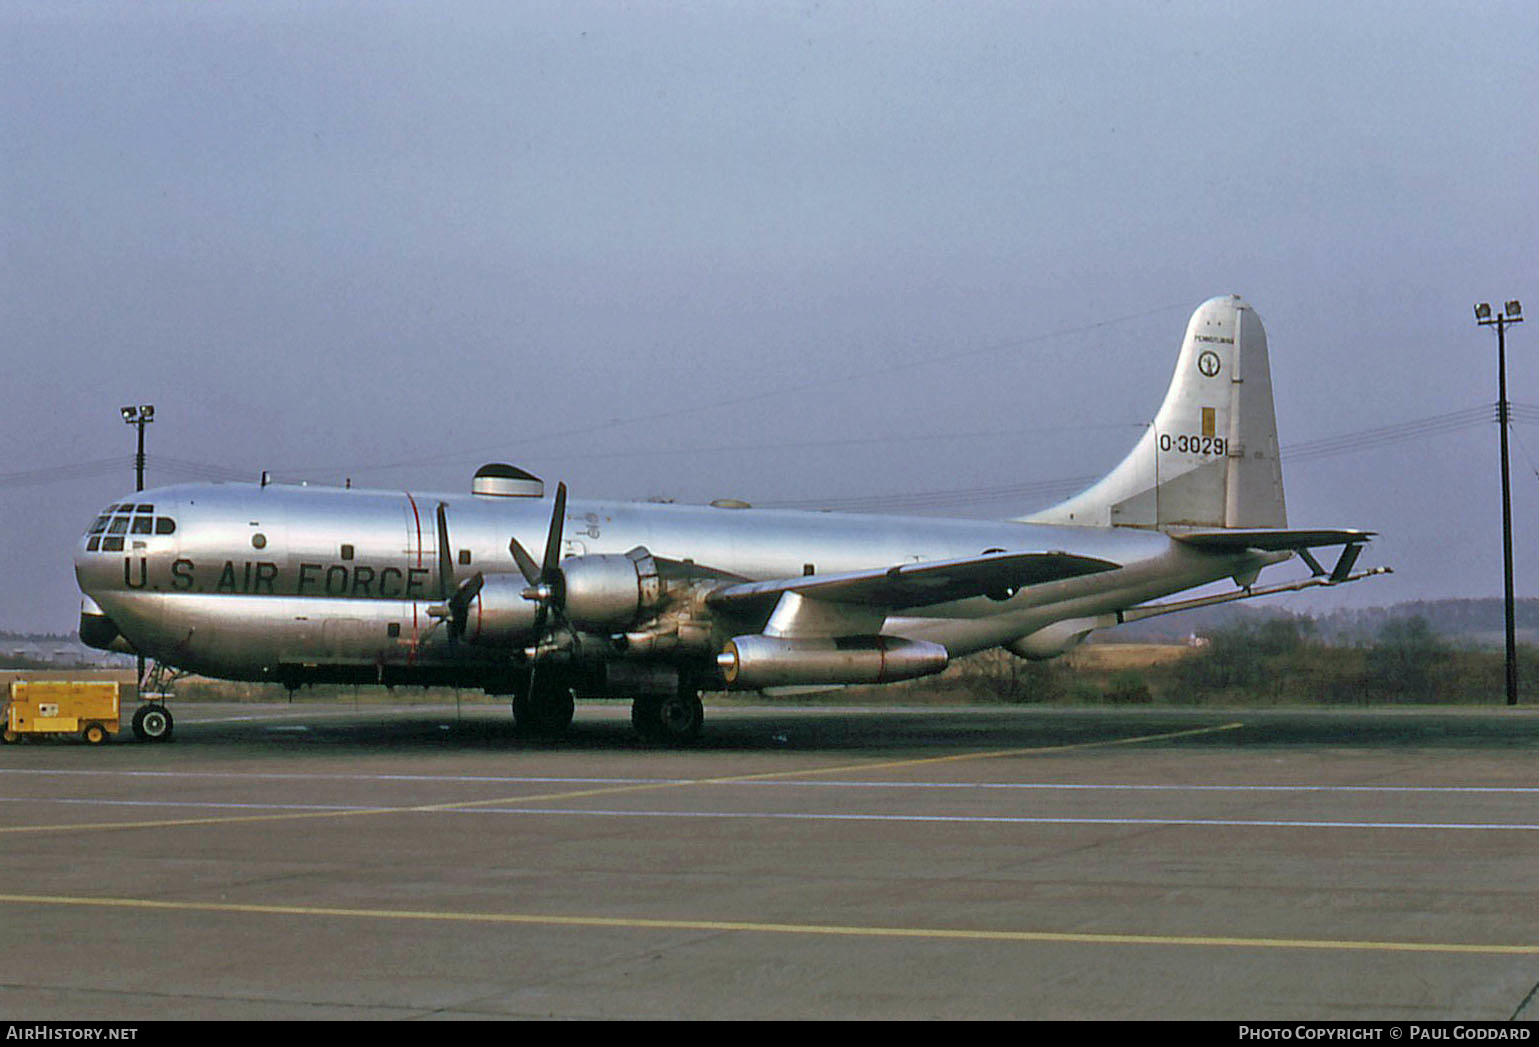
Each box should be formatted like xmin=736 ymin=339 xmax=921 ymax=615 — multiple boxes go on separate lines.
xmin=1158 ymin=433 xmax=1228 ymax=456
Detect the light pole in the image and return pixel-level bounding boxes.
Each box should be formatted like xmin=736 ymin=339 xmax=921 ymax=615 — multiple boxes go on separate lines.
xmin=1474 ymin=301 xmax=1523 ymax=706
xmin=120 ymin=404 xmax=154 ymax=492
xmin=120 ymin=404 xmax=154 ymax=691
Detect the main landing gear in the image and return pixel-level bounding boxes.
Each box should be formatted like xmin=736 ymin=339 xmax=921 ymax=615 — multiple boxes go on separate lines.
xmin=510 ymin=676 xmax=576 ymax=736
xmin=504 ymin=669 xmax=707 ymax=744
xmin=630 ymin=675 xmax=705 ymax=744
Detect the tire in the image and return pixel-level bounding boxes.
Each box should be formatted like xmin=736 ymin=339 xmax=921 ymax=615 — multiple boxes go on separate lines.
xmin=132 ymin=704 xmax=174 ymax=743
xmin=632 ymin=691 xmax=703 ymax=744
xmin=82 ymin=723 xmax=108 ymax=746
xmin=512 ymin=681 xmax=575 ymax=736
xmin=630 ymin=694 xmax=662 ymax=740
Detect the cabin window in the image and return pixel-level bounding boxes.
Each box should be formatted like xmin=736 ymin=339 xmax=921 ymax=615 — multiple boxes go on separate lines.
xmin=135 ymin=504 xmax=153 ymax=513
xmin=87 ymin=536 xmax=101 ymax=551
xmin=155 ymin=517 xmax=176 ymax=534
xmin=387 ymin=622 xmax=401 ymax=638
xmin=459 ymin=549 xmax=471 ymax=565
xmin=131 ymin=517 xmax=153 ymax=534
xmin=102 ymin=536 xmax=124 ymax=552
xmin=108 ymin=517 xmax=130 ymax=534
xmin=88 ymin=516 xmax=110 ymax=535
xmin=341 ymin=544 xmax=354 ymax=561
xmin=251 ymin=533 xmax=267 ymax=550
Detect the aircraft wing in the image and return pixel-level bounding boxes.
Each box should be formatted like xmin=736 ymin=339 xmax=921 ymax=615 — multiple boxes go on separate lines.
xmin=706 ymin=550 xmax=1120 ymax=615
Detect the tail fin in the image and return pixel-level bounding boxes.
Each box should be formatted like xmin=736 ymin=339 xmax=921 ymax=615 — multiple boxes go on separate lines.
xmin=1022 ymin=295 xmax=1286 ymax=530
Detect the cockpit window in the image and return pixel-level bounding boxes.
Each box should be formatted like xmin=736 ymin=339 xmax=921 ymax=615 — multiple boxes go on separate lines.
xmin=85 ymin=505 xmax=175 ymax=549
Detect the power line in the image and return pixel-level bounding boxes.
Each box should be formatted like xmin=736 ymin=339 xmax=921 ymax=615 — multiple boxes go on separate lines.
xmin=283 ymin=302 xmax=1194 ymax=477
xmin=3 ymin=400 xmax=1522 ymax=506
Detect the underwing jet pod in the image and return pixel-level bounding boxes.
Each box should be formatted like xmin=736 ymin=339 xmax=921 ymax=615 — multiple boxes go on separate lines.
xmin=75 ymin=295 xmax=1384 ymax=742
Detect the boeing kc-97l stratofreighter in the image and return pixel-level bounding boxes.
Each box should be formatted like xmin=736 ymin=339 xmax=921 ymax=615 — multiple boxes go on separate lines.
xmin=74 ymin=295 xmax=1383 ymax=743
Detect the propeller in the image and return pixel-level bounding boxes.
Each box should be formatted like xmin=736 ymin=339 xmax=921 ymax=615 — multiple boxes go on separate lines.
xmin=510 ymin=481 xmax=570 ymax=660
xmin=425 ymin=502 xmax=484 ymax=643
xmin=503 ymin=482 xmax=574 ymax=711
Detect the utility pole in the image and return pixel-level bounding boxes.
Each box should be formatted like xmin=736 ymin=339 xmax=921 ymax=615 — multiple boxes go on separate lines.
xmin=1474 ymin=301 xmax=1524 ymax=706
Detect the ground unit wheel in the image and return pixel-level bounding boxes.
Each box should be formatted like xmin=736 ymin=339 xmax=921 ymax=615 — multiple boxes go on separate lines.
xmin=2 ymin=728 xmax=18 ymax=745
xmin=132 ymin=704 xmax=174 ymax=743
xmin=82 ymin=722 xmax=108 ymax=746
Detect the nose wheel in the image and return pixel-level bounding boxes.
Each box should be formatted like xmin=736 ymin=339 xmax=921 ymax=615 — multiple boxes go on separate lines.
xmin=131 ymin=703 xmax=174 ymax=743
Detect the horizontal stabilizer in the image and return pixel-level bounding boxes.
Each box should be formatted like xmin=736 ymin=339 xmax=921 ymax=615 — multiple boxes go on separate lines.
xmin=707 ymin=550 xmax=1119 ymax=613
xmin=1168 ymin=528 xmax=1374 ymax=552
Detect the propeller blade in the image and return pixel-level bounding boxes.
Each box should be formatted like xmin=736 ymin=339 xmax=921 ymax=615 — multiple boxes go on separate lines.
xmin=509 ymin=537 xmax=541 ymax=588
xmin=448 ymin=572 xmax=484 ymax=641
xmin=436 ymin=502 xmax=455 ymax=602
xmin=541 ymin=482 xmax=567 ymax=582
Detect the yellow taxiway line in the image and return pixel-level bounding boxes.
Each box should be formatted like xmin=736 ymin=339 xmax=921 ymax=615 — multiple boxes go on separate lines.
xmin=0 ymin=891 xmax=1531 ymax=957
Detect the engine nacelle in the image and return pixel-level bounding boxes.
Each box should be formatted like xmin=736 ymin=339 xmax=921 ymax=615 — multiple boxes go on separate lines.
xmin=462 ymin=573 xmax=540 ymax=645
xmin=717 ymin=634 xmax=949 ymax=689
xmin=559 ymin=546 xmax=666 ymax=632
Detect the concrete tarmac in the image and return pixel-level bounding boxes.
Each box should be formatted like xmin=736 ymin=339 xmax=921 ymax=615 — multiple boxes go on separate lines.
xmin=1 ymin=700 xmax=1537 ymax=1020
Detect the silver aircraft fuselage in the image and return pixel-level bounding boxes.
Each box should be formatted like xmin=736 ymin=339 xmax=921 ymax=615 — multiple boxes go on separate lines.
xmin=73 ymin=480 xmax=1270 ymax=688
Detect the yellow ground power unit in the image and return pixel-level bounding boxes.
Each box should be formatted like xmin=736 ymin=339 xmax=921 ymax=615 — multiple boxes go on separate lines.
xmin=3 ymin=680 xmax=121 ymax=745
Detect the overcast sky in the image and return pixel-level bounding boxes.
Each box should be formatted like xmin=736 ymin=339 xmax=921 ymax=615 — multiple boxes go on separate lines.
xmin=3 ymin=1 xmax=1537 ymax=633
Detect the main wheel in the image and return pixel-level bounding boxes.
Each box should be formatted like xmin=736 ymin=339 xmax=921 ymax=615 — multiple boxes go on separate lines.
xmin=632 ymin=690 xmax=703 ymax=744
xmin=82 ymin=722 xmax=108 ymax=745
xmin=132 ymin=704 xmax=174 ymax=743
xmin=630 ymin=694 xmax=662 ymax=739
xmin=512 ymin=680 xmax=575 ymax=736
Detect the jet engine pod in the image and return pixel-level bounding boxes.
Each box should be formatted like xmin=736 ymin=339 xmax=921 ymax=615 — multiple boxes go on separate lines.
xmin=717 ymin=634 xmax=949 ymax=689
xmin=559 ymin=546 xmax=665 ymax=631
xmin=461 ymin=573 xmax=541 ymax=645
xmin=1005 ymin=617 xmax=1100 ymax=661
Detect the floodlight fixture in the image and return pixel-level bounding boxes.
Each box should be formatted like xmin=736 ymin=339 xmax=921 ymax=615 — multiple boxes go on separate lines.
xmin=119 ymin=403 xmax=155 ymax=492
xmin=1475 ymin=302 xmax=1493 ymax=321
xmin=1506 ymin=300 xmax=1522 ymax=319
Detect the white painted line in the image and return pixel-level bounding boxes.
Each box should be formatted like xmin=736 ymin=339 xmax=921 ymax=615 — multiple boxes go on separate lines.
xmin=4 ymin=795 xmax=1536 ymax=832
xmin=449 ymin=807 xmax=1539 ymax=831
xmin=1 ymin=767 xmax=1535 ymax=794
